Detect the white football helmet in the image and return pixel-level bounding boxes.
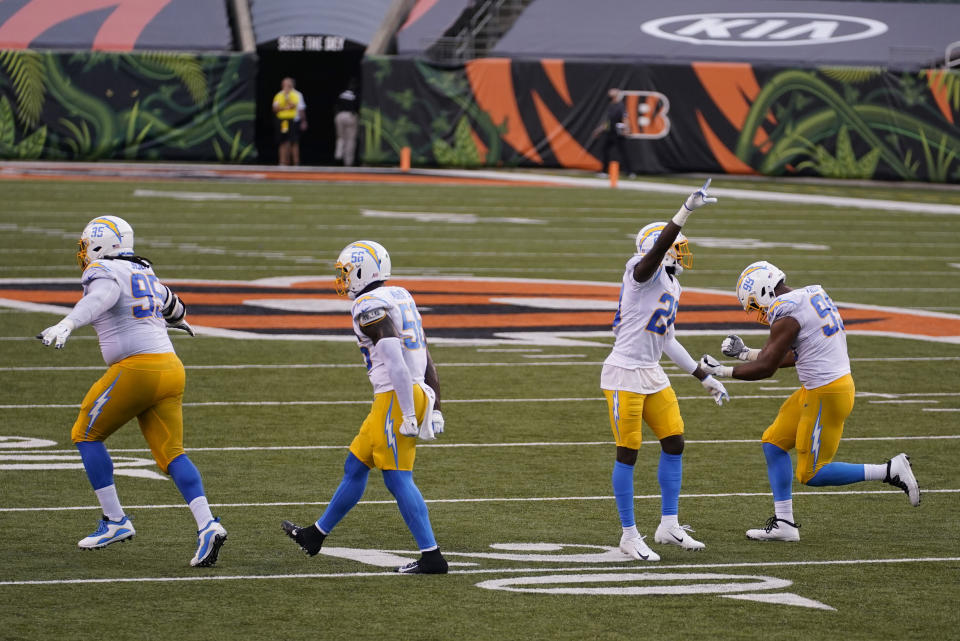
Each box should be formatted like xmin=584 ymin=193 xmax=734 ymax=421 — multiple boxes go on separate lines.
xmin=335 ymin=240 xmax=392 ymax=299
xmin=736 ymin=260 xmax=786 ymax=324
xmin=76 ymin=216 xmax=134 ymax=269
xmin=635 ymin=221 xmax=692 ymax=274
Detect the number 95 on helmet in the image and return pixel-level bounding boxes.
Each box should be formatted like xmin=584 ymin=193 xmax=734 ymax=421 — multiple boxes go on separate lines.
xmin=334 ymin=240 xmax=392 ymax=299
xmin=736 ymin=260 xmax=786 ymax=324
xmin=76 ymin=216 xmax=134 ymax=269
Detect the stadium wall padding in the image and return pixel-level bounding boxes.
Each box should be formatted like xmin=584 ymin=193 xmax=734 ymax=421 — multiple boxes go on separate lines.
xmin=0 ymin=50 xmax=257 ymax=162
xmin=360 ymin=57 xmax=960 ymax=183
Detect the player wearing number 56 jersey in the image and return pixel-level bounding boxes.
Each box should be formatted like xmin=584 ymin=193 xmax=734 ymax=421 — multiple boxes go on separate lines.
xmin=37 ymin=216 xmax=226 ymax=567
xmin=282 ymin=240 xmax=448 ymax=574
xmin=602 ymin=180 xmax=729 ymax=563
xmin=700 ymin=261 xmax=920 ymax=542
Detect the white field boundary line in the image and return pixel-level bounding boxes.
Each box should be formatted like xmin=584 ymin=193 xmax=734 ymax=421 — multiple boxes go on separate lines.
xmin=1 ymin=354 xmax=958 ymax=372
xmin=6 ymin=391 xmax=960 ymax=409
xmin=21 ymin=434 xmax=960 ymax=455
xmin=3 ymin=489 xmax=956 ymax=513
xmin=430 ymin=169 xmax=960 ymax=215
xmin=2 ymin=556 xmax=957 ymax=587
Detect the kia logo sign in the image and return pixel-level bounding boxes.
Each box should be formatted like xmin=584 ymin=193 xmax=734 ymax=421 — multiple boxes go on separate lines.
xmin=641 ymin=12 xmax=888 ymax=46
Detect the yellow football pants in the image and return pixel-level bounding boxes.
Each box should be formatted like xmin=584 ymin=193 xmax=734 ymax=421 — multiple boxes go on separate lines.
xmin=349 ymin=385 xmax=430 ymax=471
xmin=603 ymin=387 xmax=684 ymax=450
xmin=762 ymin=374 xmax=856 ymax=483
xmin=71 ymin=352 xmax=186 ymax=473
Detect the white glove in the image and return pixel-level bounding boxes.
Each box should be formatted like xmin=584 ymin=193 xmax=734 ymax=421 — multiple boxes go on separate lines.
xmin=430 ymin=410 xmax=444 ymax=437
xmin=701 ymin=375 xmax=730 ymax=406
xmin=672 ymin=178 xmax=717 ymax=226
xmin=167 ymin=319 xmax=195 ymax=336
xmin=699 ymin=354 xmax=734 ymax=378
xmin=721 ymin=334 xmax=750 ymax=360
xmin=399 ymin=415 xmax=419 ymax=438
xmin=38 ymin=319 xmax=76 ymax=349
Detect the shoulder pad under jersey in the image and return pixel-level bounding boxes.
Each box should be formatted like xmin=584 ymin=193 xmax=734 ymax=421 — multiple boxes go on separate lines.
xmin=80 ymin=261 xmax=116 ymax=287
xmin=352 ymin=294 xmax=390 ymax=326
xmin=767 ymin=294 xmax=800 ymax=324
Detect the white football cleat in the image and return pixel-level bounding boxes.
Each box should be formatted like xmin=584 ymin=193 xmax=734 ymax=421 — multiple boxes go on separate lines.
xmin=654 ymin=523 xmax=705 ymax=550
xmin=885 ymin=453 xmax=920 ymax=507
xmin=619 ymin=532 xmax=660 ymax=562
xmin=746 ymin=516 xmax=800 ymax=542
xmin=190 ymin=517 xmax=227 ymax=567
xmin=78 ymin=515 xmax=135 ymax=549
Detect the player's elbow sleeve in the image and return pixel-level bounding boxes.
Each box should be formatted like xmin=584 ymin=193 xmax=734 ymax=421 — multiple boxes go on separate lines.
xmin=162 ymin=287 xmax=187 ymax=323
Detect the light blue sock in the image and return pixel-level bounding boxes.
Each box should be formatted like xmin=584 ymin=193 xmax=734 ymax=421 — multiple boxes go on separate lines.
xmin=763 ymin=442 xmax=793 ymax=501
xmin=806 ymin=462 xmax=866 ymax=486
xmin=316 ymin=453 xmax=370 ymax=534
xmin=658 ymin=452 xmax=682 ymax=517
xmin=612 ymin=461 xmax=635 ymax=528
xmin=76 ymin=441 xmax=113 ymax=490
xmin=382 ymin=469 xmax=437 ymax=551
xmin=167 ymin=454 xmax=205 ymax=503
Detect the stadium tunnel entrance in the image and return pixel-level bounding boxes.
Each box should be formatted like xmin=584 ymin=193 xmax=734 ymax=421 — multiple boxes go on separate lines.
xmin=255 ymin=46 xmax=364 ymax=166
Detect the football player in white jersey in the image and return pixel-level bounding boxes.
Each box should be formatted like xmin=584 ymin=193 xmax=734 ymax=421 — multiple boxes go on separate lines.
xmin=602 ymin=180 xmax=730 ymax=562
xmin=37 ymin=216 xmax=227 ymax=567
xmin=282 ymin=240 xmax=448 ymax=574
xmin=700 ymin=261 xmax=920 ymax=541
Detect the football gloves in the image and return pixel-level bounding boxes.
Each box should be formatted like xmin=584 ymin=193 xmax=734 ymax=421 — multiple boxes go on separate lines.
xmin=167 ymin=319 xmax=196 ymax=336
xmin=699 ymin=354 xmax=734 ymax=378
xmin=700 ymin=375 xmax=730 ymax=406
xmin=721 ymin=334 xmax=749 ymax=360
xmin=430 ymin=410 xmax=445 ymax=437
xmin=673 ymin=178 xmax=717 ymax=226
xmin=37 ymin=319 xmax=76 ymax=349
xmin=399 ymin=415 xmax=419 ymax=438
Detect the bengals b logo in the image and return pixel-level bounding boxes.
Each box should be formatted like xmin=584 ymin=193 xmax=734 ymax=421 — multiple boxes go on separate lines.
xmin=621 ymin=91 xmax=671 ymax=139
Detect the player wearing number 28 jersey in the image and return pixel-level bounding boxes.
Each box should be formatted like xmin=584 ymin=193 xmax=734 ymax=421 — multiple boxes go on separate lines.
xmin=602 ymin=180 xmax=729 ymax=562
xmin=37 ymin=216 xmax=226 ymax=567
xmin=282 ymin=240 xmax=448 ymax=574
xmin=699 ymin=261 xmax=921 ymax=542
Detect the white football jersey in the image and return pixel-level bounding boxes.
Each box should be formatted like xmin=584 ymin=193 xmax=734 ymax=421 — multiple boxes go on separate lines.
xmin=767 ymin=285 xmax=850 ymax=389
xmin=81 ymin=259 xmax=174 ymax=365
xmin=602 ymin=256 xmax=681 ymax=391
xmin=351 ymin=286 xmax=428 ymax=393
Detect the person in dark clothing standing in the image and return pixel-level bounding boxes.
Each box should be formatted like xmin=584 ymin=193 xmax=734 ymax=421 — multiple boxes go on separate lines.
xmin=334 ymin=83 xmax=359 ymax=167
xmin=594 ymin=89 xmax=635 ymax=177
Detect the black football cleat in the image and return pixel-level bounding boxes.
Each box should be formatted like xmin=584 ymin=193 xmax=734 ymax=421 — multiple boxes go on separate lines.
xmin=396 ymin=548 xmax=449 ymax=574
xmin=281 ymin=520 xmax=326 ymax=556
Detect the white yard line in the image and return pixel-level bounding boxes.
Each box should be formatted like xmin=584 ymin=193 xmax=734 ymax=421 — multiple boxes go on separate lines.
xmin=1 ymin=489 xmax=955 ymax=514
xmin=432 ymin=169 xmax=960 ymax=215
xmin=2 ymin=556 xmax=957 ymax=587
xmin=923 ymin=408 xmax=960 ymax=412
xmin=1 ymin=556 xmax=956 ymax=587
xmin=17 ymin=434 xmax=959 ymax=456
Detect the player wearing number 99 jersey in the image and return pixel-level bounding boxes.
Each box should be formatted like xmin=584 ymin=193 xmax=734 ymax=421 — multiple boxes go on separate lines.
xmin=699 ymin=261 xmax=921 ymax=543
xmin=37 ymin=216 xmax=226 ymax=567
xmin=281 ymin=240 xmax=448 ymax=575
xmin=601 ymin=181 xmax=729 ymax=563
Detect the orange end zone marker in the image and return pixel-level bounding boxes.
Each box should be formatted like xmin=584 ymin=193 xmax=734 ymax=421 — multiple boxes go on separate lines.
xmin=400 ymin=147 xmax=411 ymax=172
xmin=608 ymin=161 xmax=619 ymax=188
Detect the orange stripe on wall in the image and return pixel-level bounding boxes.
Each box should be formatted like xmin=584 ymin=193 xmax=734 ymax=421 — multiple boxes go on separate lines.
xmin=925 ymin=70 xmax=955 ymax=125
xmin=530 ymin=90 xmax=602 ymax=171
xmin=695 ymin=110 xmax=757 ymax=175
xmin=540 ymin=59 xmax=572 ymax=106
xmin=466 ymin=58 xmax=543 ymax=163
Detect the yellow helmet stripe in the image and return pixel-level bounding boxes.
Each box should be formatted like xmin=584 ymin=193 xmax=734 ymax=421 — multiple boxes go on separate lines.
xmin=637 ymin=225 xmax=666 ymax=252
xmin=351 ymin=242 xmax=380 ymax=266
xmin=91 ymin=217 xmax=122 ymax=242
xmin=736 ymin=265 xmax=766 ymax=292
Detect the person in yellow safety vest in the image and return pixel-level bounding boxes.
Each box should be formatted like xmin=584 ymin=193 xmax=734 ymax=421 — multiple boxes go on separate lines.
xmin=272 ymin=77 xmax=308 ymax=166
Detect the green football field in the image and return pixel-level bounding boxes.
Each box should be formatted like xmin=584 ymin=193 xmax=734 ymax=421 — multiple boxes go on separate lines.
xmin=0 ymin=173 xmax=958 ymax=640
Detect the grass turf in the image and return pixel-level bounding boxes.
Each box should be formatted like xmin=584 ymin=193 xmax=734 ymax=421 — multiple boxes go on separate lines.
xmin=0 ymin=175 xmax=958 ymax=640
